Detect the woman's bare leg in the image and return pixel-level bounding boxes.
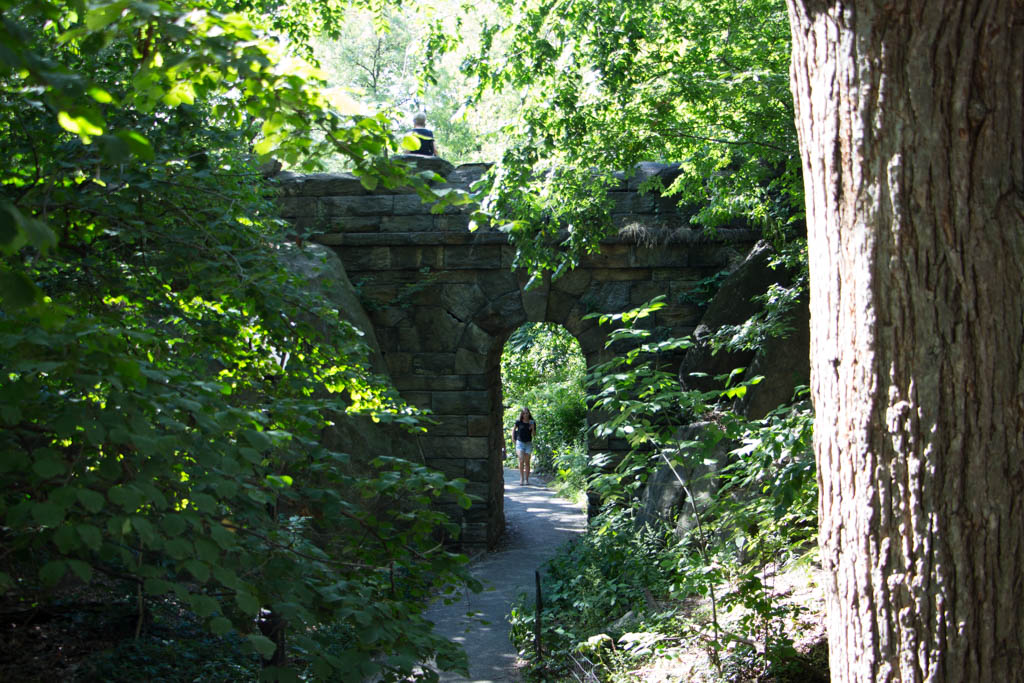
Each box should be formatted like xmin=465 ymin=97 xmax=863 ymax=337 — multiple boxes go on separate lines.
xmin=524 ymin=453 xmax=531 ymax=484
xmin=518 ymin=450 xmax=525 ymax=484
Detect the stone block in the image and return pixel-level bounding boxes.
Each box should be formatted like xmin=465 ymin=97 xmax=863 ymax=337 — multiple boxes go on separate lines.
xmin=519 ymin=272 xmax=550 ymax=322
xmin=474 ymin=291 xmax=527 ymax=335
xmin=627 ymin=162 xmax=682 ymax=191
xmin=475 ymin=271 xmax=519 ymax=299
xmin=576 ymin=324 xmax=610 ymax=356
xmin=460 ymin=322 xmax=493 ymax=356
xmin=420 ymin=435 xmax=490 ymax=460
xmin=586 ymin=281 xmax=631 ymax=314
xmin=392 ymin=154 xmax=456 ymax=178
xmin=426 ymin=415 xmax=469 ymax=437
xmin=322 ymin=215 xmax=384 ymax=236
xmin=415 ymin=307 xmax=465 ymax=352
xmin=433 ymin=391 xmax=490 ymax=415
xmin=397 ymin=323 xmax=420 ymax=350
xmin=580 ymin=243 xmax=632 ymax=268
xmin=412 ymin=352 xmax=456 ymax=375
xmin=633 ymin=245 xmax=688 ymax=268
xmin=277 ymin=196 xmax=321 ymax=218
xmin=340 ymin=246 xmax=390 ymax=271
xmin=591 ymin=268 xmax=649 ymax=282
xmin=464 ymin=481 xmax=490 ymax=500
xmin=429 ymin=458 xmax=467 ymax=479
xmin=608 ymin=192 xmax=656 ymax=214
xmin=461 ymin=522 xmax=489 ymax=546
xmin=687 ymin=245 xmax=747 ymax=269
xmin=375 ymin=326 xmax=398 ymax=351
xmin=394 ymin=375 xmax=466 ymax=391
xmin=392 ymin=194 xmax=433 ymax=215
xmin=455 ymin=347 xmax=487 ymax=374
xmin=279 ymin=172 xmax=367 ymax=197
xmin=384 ymin=352 xmax=413 ymax=376
xmin=401 ymin=391 xmax=431 ymax=410
xmin=629 ymin=281 xmax=666 ymax=308
xmin=389 ymin=246 xmax=444 ymax=270
xmin=443 ymin=245 xmax=503 ymax=270
xmin=545 ymin=289 xmax=578 ymax=324
xmin=322 ymin=195 xmax=393 ymax=217
xmin=467 ymin=415 xmax=492 ymax=437
xmin=441 ymin=283 xmax=488 ymax=321
xmin=448 ymin=163 xmax=492 ymax=185
xmin=380 ymin=215 xmax=435 ymax=232
xmin=466 ymin=374 xmax=491 ymax=390
xmin=462 ymin=504 xmax=491 ymax=523
xmin=435 ymin=215 xmax=471 ymax=231
xmin=655 ymin=304 xmax=701 ymax=328
xmin=551 ymin=267 xmax=592 ymax=296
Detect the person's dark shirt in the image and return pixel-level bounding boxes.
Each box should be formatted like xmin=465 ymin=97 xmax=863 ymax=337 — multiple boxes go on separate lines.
xmin=409 ymin=127 xmax=435 ymax=156
xmin=514 ymin=419 xmax=535 ymax=443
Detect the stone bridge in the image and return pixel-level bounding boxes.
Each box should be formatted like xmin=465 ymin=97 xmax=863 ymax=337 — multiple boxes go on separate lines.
xmin=276 ymin=158 xmax=759 ymax=548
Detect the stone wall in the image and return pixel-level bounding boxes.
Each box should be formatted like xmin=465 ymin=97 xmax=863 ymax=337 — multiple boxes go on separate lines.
xmin=274 ymin=158 xmax=759 ymax=549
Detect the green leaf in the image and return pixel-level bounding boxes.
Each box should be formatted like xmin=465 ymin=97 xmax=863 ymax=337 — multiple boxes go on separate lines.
xmin=236 ymin=591 xmax=260 ymax=616
xmin=165 ymin=537 xmax=192 ymax=560
xmin=358 ymin=174 xmax=378 ymax=191
xmin=54 ymin=525 xmax=80 ymax=553
xmin=184 ymin=559 xmax=210 ymax=583
xmin=33 ymin=456 xmax=67 ymax=479
xmin=209 ymin=616 xmax=233 ymax=636
xmin=210 ymin=524 xmax=237 ymax=550
xmin=188 ymin=593 xmax=219 ymax=618
xmin=39 ymin=560 xmax=67 ymax=586
xmin=77 ymin=524 xmax=103 ymax=550
xmin=248 ymin=633 xmax=278 ymax=659
xmin=67 ymin=560 xmax=93 ymax=583
xmin=32 ymin=502 xmax=66 ymax=527
xmin=400 ymin=134 xmax=423 ymax=151
xmin=84 ymin=1 xmax=131 ymax=30
xmin=0 ymin=268 xmax=39 ymax=308
xmin=144 ymin=578 xmax=176 ymax=595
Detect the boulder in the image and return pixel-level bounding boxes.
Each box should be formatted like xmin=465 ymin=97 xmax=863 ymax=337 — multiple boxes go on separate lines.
xmin=448 ymin=163 xmax=493 ymax=186
xmin=736 ymin=294 xmax=810 ymax=419
xmin=392 ymin=153 xmax=456 ymax=179
xmin=678 ymin=241 xmax=795 ymax=393
xmin=634 ymin=422 xmax=736 ymax=538
xmin=277 ymin=243 xmax=387 ymax=375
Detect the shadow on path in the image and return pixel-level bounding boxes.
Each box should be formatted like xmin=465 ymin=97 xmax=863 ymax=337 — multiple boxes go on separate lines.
xmin=423 ymin=468 xmax=587 ymax=682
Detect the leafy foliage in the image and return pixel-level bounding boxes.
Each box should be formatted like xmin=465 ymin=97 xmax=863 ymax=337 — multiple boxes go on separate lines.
xmin=455 ymin=0 xmax=801 ymax=278
xmin=1 ymin=0 xmax=476 ymax=678
xmin=507 ymin=298 xmax=819 ymax=681
xmin=501 ymin=323 xmax=587 ymax=480
xmin=311 ymin=0 xmax=519 ymax=166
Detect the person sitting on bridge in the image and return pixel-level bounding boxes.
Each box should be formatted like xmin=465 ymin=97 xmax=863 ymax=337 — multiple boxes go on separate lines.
xmin=408 ymin=112 xmax=438 ymax=156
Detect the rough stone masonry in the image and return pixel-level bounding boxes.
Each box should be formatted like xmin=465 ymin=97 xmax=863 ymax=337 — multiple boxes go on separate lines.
xmin=274 ymin=156 xmax=759 ymax=549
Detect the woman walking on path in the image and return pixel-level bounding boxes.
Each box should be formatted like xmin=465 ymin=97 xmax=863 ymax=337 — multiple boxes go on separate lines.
xmin=511 ymin=408 xmax=536 ymax=485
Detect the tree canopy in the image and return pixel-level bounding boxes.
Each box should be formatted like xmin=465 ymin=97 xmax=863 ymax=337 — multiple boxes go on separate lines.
xmin=455 ymin=0 xmax=801 ymax=277
xmin=1 ymin=0 xmax=477 ymax=678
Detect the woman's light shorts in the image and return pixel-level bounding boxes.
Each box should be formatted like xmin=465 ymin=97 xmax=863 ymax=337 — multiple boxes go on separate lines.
xmin=515 ymin=440 xmax=534 ymax=455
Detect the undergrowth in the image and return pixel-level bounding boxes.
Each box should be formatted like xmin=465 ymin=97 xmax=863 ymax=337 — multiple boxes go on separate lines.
xmin=508 ymin=299 xmax=825 ymax=682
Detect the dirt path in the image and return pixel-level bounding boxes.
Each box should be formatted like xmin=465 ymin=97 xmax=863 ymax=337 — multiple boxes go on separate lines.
xmin=423 ymin=467 xmax=587 ymax=682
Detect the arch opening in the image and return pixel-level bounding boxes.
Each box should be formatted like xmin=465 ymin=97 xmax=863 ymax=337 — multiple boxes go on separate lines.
xmin=498 ymin=323 xmax=588 ymax=496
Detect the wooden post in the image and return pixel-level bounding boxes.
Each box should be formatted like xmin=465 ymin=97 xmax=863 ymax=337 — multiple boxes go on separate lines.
xmin=534 ymin=569 xmax=543 ymax=661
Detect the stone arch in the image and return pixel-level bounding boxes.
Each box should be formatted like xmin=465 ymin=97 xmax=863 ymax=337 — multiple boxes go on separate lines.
xmin=275 ymin=160 xmax=759 ymax=549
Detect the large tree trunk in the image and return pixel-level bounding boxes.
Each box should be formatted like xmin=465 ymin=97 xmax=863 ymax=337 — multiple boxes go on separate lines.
xmin=785 ymin=1 xmax=1024 ymax=680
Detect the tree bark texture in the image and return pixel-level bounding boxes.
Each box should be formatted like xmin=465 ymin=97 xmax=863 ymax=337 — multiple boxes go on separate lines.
xmin=786 ymin=1 xmax=1024 ymax=680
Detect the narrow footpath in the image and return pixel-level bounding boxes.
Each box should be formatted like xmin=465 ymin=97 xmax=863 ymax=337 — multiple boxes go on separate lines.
xmin=424 ymin=467 xmax=587 ymax=682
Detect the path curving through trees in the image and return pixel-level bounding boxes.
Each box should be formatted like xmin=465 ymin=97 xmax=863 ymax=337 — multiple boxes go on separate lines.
xmin=424 ymin=467 xmax=587 ymax=681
